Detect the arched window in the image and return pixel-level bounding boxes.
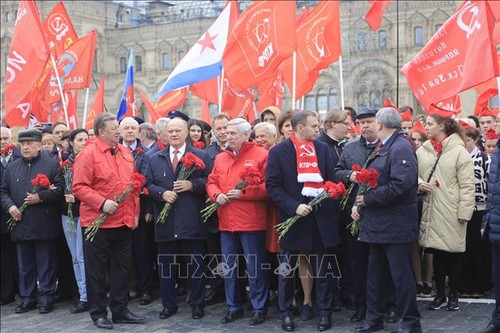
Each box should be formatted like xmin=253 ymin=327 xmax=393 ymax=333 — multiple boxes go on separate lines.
xmin=178 ymin=50 xmax=186 ymax=61
xmin=135 ymin=55 xmax=142 ymax=72
xmin=328 ymin=88 xmax=338 ymax=109
xmin=414 ymin=26 xmax=424 ymax=46
xmin=357 ymin=32 xmax=367 ymax=51
xmin=435 ymin=24 xmax=443 ymax=32
xmin=378 ymin=30 xmax=388 ymax=50
xmin=162 ymin=53 xmax=170 ymax=70
xmin=305 ymin=95 xmax=315 ymax=111
xmin=317 ymin=89 xmax=328 ymax=113
xmin=93 ymin=50 xmax=97 ymax=72
xmin=120 ymin=57 xmax=126 ymax=73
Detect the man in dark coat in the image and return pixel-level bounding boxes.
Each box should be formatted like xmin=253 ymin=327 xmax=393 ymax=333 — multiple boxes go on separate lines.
xmin=120 ymin=116 xmax=155 ymax=305
xmin=266 ymin=110 xmax=340 ymax=332
xmin=146 ymin=117 xmax=212 ymax=320
xmin=352 ymin=107 xmax=421 ymax=333
xmin=1 ymin=129 xmax=64 ymax=314
xmin=480 ymin=120 xmax=500 ymax=333
xmin=0 ymin=126 xmax=20 ymax=305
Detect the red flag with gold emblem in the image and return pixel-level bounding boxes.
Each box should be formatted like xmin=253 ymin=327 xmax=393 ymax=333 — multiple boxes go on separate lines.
xmin=5 ymin=1 xmax=51 ymax=127
xmin=43 ymin=1 xmax=78 ymax=58
xmin=222 ymin=1 xmax=297 ymax=92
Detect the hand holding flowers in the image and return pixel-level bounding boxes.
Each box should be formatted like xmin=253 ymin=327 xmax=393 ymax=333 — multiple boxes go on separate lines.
xmin=60 ymin=160 xmax=76 ymax=235
xmin=347 ymin=165 xmax=379 ymax=235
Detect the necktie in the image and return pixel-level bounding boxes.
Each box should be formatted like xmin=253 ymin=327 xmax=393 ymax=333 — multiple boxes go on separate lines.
xmin=1 ymin=156 xmax=7 ymax=168
xmin=172 ymin=149 xmax=179 ymax=172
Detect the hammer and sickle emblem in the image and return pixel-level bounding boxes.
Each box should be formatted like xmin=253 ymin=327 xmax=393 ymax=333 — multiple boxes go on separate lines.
xmin=299 ymin=144 xmax=315 ymax=157
xmin=457 ymin=3 xmax=481 ymax=39
xmin=50 ymin=16 xmax=66 ymax=33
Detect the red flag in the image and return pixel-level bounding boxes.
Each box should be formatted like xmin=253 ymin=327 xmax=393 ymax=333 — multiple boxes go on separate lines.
xmin=5 ymin=1 xmax=51 ymax=127
xmin=49 ymin=101 xmax=66 ymax=124
xmin=436 ymin=95 xmax=461 ymax=115
xmin=222 ymin=1 xmax=297 ymax=92
xmin=45 ymin=30 xmax=97 ymax=104
xmin=383 ymin=97 xmax=397 ymax=108
xmin=487 ymin=0 xmax=500 ymax=22
xmin=256 ymin=71 xmax=284 ymax=111
xmin=200 ymin=99 xmax=212 ymax=123
xmin=155 ymin=88 xmax=187 ymax=115
xmin=401 ymin=1 xmax=499 ymax=112
xmin=222 ymin=79 xmax=256 ymax=120
xmin=280 ymin=1 xmax=341 ymax=101
xmin=365 ymin=1 xmax=391 ymax=31
xmin=138 ymin=89 xmax=162 ymax=124
xmin=66 ymin=91 xmax=79 ymax=130
xmin=43 ymin=1 xmax=78 ymax=58
xmin=190 ymin=77 xmax=219 ymax=104
xmin=474 ymin=77 xmax=498 ymax=116
xmin=86 ymin=77 xmax=105 ymax=130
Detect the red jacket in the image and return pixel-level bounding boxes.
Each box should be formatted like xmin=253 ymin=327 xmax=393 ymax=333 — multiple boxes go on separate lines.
xmin=207 ymin=142 xmax=268 ymax=232
xmin=73 ymin=137 xmax=139 ymax=229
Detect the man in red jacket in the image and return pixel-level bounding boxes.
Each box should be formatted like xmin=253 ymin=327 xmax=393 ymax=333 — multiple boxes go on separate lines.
xmin=207 ymin=118 xmax=269 ymax=326
xmin=73 ymin=113 xmax=145 ymax=329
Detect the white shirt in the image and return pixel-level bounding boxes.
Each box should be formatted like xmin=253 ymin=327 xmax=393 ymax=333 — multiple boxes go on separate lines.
xmin=125 ymin=141 xmax=138 ymax=151
xmin=169 ymin=144 xmax=186 ymax=163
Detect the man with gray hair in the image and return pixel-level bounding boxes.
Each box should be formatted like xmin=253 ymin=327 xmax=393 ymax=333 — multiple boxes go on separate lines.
xmin=138 ymin=122 xmax=157 ymax=149
xmin=146 ymin=117 xmax=171 ymax=157
xmin=207 ymin=118 xmax=270 ymax=326
xmin=352 ymin=107 xmax=422 ymax=333
xmin=254 ymin=122 xmax=277 ymax=150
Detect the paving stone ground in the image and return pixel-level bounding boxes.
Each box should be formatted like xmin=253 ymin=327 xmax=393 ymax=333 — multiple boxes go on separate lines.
xmin=0 ymin=290 xmax=495 ymax=333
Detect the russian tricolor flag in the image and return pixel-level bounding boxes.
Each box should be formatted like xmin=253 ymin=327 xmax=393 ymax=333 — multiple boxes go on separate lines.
xmin=154 ymin=2 xmax=238 ymax=100
xmin=117 ymin=48 xmax=136 ymax=120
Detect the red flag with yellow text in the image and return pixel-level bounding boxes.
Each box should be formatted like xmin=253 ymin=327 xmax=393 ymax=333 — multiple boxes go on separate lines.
xmin=5 ymin=1 xmax=51 ymax=127
xmin=401 ymin=1 xmax=498 ymax=112
xmin=43 ymin=1 xmax=78 ymax=58
xmin=222 ymin=1 xmax=297 ymax=92
xmin=85 ymin=76 xmax=105 ymax=130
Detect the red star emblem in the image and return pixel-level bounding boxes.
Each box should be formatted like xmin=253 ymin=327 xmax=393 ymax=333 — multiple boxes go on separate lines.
xmin=197 ymin=31 xmax=218 ymax=54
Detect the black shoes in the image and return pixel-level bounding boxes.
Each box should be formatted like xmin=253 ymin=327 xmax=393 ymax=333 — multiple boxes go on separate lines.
xmin=446 ymin=294 xmax=459 ymax=311
xmin=139 ymin=293 xmax=152 ymax=306
xmin=192 ymin=306 xmax=204 ymax=319
xmin=390 ymin=328 xmax=423 ymax=333
xmin=301 ymin=304 xmax=314 ymax=321
xmin=94 ymin=317 xmax=113 ymax=329
xmin=249 ymin=312 xmax=266 ymax=325
xmin=205 ymin=290 xmax=225 ymax=306
xmin=159 ymin=307 xmax=178 ymax=319
xmin=39 ymin=303 xmax=53 ymax=314
xmin=318 ymin=315 xmax=332 ymax=331
xmin=356 ymin=323 xmax=384 ymax=333
xmin=15 ymin=302 xmax=37 ymax=313
xmin=427 ymin=296 xmax=447 ymax=310
xmin=350 ymin=307 xmax=366 ymax=323
xmin=70 ymin=301 xmax=89 ymax=314
xmin=478 ymin=324 xmax=500 ymax=333
xmin=384 ymin=310 xmax=399 ymax=323
xmin=112 ymin=308 xmax=146 ymax=324
xmin=221 ymin=309 xmax=244 ymax=324
xmin=282 ymin=315 xmax=295 ymax=332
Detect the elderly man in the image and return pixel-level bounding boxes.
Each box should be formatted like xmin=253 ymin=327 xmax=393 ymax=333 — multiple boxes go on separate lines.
xmin=352 ymin=108 xmax=421 ymax=333
xmin=1 ymin=129 xmax=64 ymax=314
xmin=73 ymin=113 xmax=145 ymax=329
xmin=138 ymin=122 xmax=157 ymax=149
xmin=266 ymin=110 xmax=340 ymax=332
xmin=0 ymin=127 xmax=19 ymax=305
xmin=254 ymin=122 xmax=278 ymax=150
xmin=147 ymin=117 xmax=171 ymax=157
xmin=145 ymin=117 xmax=211 ymax=320
xmin=207 ymin=118 xmax=269 ymax=326
xmin=119 ymin=117 xmax=154 ymax=305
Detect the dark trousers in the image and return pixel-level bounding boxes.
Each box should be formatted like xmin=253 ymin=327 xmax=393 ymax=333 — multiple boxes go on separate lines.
xmin=206 ymin=231 xmax=224 ymax=294
xmin=83 ymin=226 xmax=132 ymax=321
xmin=16 ymin=240 xmax=58 ymax=305
xmin=432 ymin=249 xmax=462 ymax=298
xmin=220 ymin=231 xmax=268 ymax=313
xmin=365 ymin=243 xmax=421 ymax=330
xmin=460 ymin=211 xmax=491 ymax=294
xmin=157 ymin=239 xmax=206 ymax=309
xmin=338 ymin=211 xmax=355 ymax=301
xmin=278 ymin=222 xmax=337 ymax=318
xmin=491 ymin=242 xmax=500 ymax=326
xmin=132 ymin=219 xmax=155 ymax=294
xmin=1 ymin=234 xmax=17 ymax=302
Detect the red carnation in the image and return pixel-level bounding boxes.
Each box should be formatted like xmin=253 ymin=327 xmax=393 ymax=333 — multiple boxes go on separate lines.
xmin=141 ymin=188 xmax=150 ymax=196
xmin=1 ymin=144 xmax=15 ymax=157
xmin=32 ymin=174 xmax=51 ymax=188
xmin=135 ymin=147 xmax=144 ymax=155
xmin=192 ymin=141 xmax=205 ymax=149
xmin=352 ymin=164 xmax=361 ymax=172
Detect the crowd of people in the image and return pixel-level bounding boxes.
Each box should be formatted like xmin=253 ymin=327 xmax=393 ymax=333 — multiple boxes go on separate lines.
xmin=0 ymin=104 xmax=499 ymax=333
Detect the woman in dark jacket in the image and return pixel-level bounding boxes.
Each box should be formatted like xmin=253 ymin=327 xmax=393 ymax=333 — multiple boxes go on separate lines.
xmin=61 ymin=129 xmax=89 ymax=314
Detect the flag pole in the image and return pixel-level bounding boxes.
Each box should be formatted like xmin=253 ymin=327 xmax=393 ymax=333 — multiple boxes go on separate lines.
xmin=51 ymin=54 xmax=70 ymax=127
xmin=218 ymin=70 xmax=224 ymax=113
xmin=292 ymin=51 xmax=297 ymax=108
xmin=396 ymin=0 xmax=400 ymax=106
xmin=497 ymin=77 xmax=500 ymax=107
xmin=82 ymin=87 xmax=90 ymax=129
xmin=301 ymin=96 xmax=305 ymax=109
xmin=339 ymin=56 xmax=345 ymax=110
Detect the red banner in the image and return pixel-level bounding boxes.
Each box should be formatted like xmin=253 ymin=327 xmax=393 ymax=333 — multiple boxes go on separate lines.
xmin=138 ymin=89 xmax=162 ymax=124
xmin=86 ymin=76 xmax=105 ymax=130
xmin=401 ymin=1 xmax=499 ymax=112
xmin=43 ymin=1 xmax=78 ymax=58
xmin=222 ymin=0 xmax=297 ymax=92
xmin=155 ymin=88 xmax=187 ymax=115
xmin=256 ymin=71 xmax=284 ymax=112
xmin=5 ymin=1 xmax=51 ymax=127
xmin=365 ymin=0 xmax=391 ymax=31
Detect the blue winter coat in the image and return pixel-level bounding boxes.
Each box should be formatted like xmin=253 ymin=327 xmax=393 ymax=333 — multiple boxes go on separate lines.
xmin=358 ymin=131 xmax=419 ymax=244
xmin=266 ymin=139 xmax=340 ymax=251
xmin=146 ymin=145 xmax=212 ymax=242
xmin=483 ymin=142 xmax=500 ymax=244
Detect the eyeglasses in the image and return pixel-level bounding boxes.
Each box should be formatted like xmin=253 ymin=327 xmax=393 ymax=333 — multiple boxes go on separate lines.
xmin=335 ymin=121 xmax=350 ymax=126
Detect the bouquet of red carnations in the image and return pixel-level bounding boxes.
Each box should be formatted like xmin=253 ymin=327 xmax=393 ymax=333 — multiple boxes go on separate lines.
xmin=347 ymin=164 xmax=379 ymax=235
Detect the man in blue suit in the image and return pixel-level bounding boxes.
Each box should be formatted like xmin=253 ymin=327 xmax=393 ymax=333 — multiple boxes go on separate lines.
xmin=266 ymin=110 xmax=340 ymax=332
xmin=352 ymin=107 xmax=421 ymax=333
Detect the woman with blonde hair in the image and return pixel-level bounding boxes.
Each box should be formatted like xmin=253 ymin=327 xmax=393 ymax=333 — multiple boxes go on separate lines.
xmin=417 ymin=108 xmax=475 ymax=312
